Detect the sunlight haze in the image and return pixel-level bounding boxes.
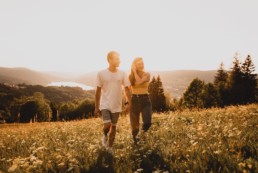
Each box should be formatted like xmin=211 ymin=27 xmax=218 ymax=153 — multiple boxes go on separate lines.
xmin=0 ymin=0 xmax=257 ymax=73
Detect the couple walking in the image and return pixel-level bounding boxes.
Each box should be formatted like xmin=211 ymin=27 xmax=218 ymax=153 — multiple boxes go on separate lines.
xmin=95 ymin=51 xmax=152 ymax=153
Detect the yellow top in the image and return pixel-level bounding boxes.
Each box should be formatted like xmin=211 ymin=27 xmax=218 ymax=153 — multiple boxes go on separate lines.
xmin=131 ymin=82 xmax=149 ymax=95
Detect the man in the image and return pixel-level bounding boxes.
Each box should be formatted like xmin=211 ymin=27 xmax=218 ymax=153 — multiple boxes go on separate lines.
xmin=95 ymin=51 xmax=131 ymax=153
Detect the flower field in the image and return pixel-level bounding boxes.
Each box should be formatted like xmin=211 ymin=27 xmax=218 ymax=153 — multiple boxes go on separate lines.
xmin=0 ymin=104 xmax=257 ymax=173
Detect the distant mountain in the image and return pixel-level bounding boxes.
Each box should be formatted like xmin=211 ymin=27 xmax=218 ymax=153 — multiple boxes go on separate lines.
xmin=0 ymin=67 xmax=217 ymax=98
xmin=0 ymin=67 xmax=62 ymax=85
xmin=76 ymin=71 xmax=98 ymax=87
xmin=77 ymin=70 xmax=217 ymax=98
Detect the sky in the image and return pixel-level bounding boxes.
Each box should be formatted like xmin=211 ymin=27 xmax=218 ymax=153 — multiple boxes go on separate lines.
xmin=0 ymin=0 xmax=257 ymax=74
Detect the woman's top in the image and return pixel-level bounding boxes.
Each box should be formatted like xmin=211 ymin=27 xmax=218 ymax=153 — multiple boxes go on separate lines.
xmin=131 ymin=81 xmax=149 ymax=95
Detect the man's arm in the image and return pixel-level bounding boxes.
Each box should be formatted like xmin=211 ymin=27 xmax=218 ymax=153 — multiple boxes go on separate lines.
xmin=95 ymin=86 xmax=101 ymax=117
xmin=124 ymin=86 xmax=131 ymax=113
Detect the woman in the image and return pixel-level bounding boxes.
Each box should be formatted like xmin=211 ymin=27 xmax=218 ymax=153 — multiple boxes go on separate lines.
xmin=129 ymin=57 xmax=152 ymax=144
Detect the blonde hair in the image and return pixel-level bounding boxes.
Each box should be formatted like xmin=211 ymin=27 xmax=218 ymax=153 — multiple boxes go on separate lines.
xmin=132 ymin=57 xmax=143 ymax=67
xmin=129 ymin=57 xmax=143 ymax=86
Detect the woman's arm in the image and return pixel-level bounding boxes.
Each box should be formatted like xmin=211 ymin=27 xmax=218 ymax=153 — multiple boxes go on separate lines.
xmin=133 ymin=71 xmax=150 ymax=85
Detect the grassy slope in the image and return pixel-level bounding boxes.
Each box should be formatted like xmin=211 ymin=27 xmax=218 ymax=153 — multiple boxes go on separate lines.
xmin=0 ymin=104 xmax=257 ymax=173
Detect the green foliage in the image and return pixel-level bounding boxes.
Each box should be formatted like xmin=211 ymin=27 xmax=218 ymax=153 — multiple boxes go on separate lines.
xmin=227 ymin=55 xmax=245 ymax=105
xmin=19 ymin=92 xmax=52 ymax=123
xmin=75 ymin=99 xmax=95 ymax=119
xmin=0 ymin=84 xmax=95 ymax=122
xmin=149 ymin=76 xmax=168 ymax=112
xmin=214 ymin=63 xmax=229 ymax=106
xmin=180 ymin=53 xmax=257 ymax=110
xmin=227 ymin=54 xmax=257 ymax=105
xmin=50 ymin=102 xmax=58 ymax=122
xmin=202 ymin=83 xmax=220 ymax=108
xmin=182 ymin=78 xmax=205 ymax=109
xmin=241 ymin=55 xmax=257 ymax=103
xmin=59 ymin=99 xmax=95 ymax=121
xmin=59 ymin=102 xmax=77 ymax=121
xmin=20 ymin=100 xmax=38 ymax=123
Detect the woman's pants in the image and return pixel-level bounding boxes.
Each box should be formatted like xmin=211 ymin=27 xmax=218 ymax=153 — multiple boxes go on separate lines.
xmin=130 ymin=94 xmax=152 ymax=137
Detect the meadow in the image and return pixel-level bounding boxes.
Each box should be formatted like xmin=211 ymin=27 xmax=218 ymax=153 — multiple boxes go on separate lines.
xmin=0 ymin=104 xmax=257 ymax=173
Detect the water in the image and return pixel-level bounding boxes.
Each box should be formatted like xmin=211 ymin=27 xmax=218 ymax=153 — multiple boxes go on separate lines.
xmin=47 ymin=82 xmax=94 ymax=90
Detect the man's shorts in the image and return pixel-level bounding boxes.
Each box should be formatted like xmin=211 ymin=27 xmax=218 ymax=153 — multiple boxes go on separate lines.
xmin=101 ymin=109 xmax=120 ymax=126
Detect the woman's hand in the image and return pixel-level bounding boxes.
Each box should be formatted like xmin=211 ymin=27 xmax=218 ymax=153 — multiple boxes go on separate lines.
xmin=131 ymin=64 xmax=137 ymax=73
xmin=134 ymin=72 xmax=150 ymax=85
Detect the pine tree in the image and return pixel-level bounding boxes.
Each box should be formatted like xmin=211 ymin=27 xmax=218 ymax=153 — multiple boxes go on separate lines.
xmin=156 ymin=76 xmax=167 ymax=112
xmin=182 ymin=78 xmax=204 ymax=109
xmin=149 ymin=77 xmax=157 ymax=110
xmin=227 ymin=53 xmax=244 ymax=105
xmin=241 ymin=55 xmax=257 ymax=103
xmin=148 ymin=76 xmax=167 ymax=112
xmin=214 ymin=62 xmax=229 ymax=106
xmin=202 ymin=83 xmax=220 ymax=108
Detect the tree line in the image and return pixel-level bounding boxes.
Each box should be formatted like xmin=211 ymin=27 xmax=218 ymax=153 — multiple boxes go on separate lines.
xmin=171 ymin=54 xmax=257 ymax=110
xmin=0 ymin=84 xmax=95 ymax=123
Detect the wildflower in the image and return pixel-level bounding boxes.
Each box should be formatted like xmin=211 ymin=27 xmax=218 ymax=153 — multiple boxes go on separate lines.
xmin=192 ymin=142 xmax=198 ymax=146
xmin=137 ymin=168 xmax=143 ymax=172
xmin=29 ymin=155 xmax=37 ymax=162
xmin=247 ymin=164 xmax=252 ymax=169
xmin=8 ymin=164 xmax=18 ymax=172
xmin=21 ymin=139 xmax=26 ymax=145
xmin=58 ymin=162 xmax=65 ymax=168
xmin=214 ymin=150 xmax=221 ymax=154
xmin=33 ymin=160 xmax=43 ymax=166
xmin=238 ymin=162 xmax=246 ymax=168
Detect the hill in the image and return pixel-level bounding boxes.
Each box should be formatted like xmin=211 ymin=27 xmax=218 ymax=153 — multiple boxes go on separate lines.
xmin=0 ymin=104 xmax=257 ymax=172
xmin=0 ymin=67 xmax=62 ymax=85
xmin=0 ymin=83 xmax=94 ymax=105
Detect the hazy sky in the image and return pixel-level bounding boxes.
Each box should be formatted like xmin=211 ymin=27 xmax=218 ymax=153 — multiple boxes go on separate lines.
xmin=1 ymin=0 xmax=257 ymax=74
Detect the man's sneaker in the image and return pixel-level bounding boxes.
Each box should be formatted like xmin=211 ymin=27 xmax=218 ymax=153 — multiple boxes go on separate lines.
xmin=102 ymin=135 xmax=108 ymax=148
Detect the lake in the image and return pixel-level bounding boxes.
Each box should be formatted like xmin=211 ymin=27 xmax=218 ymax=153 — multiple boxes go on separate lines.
xmin=47 ymin=82 xmax=94 ymax=90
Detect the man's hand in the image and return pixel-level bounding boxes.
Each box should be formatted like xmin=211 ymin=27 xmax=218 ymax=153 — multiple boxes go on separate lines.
xmin=94 ymin=108 xmax=101 ymax=118
xmin=124 ymin=86 xmax=131 ymax=115
xmin=124 ymin=104 xmax=130 ymax=114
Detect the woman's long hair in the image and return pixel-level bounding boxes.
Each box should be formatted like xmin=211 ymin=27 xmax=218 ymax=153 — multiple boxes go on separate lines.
xmin=129 ymin=57 xmax=143 ymax=86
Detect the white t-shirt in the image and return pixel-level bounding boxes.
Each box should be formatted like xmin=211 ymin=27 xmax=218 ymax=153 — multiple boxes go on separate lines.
xmin=96 ymin=69 xmax=130 ymax=113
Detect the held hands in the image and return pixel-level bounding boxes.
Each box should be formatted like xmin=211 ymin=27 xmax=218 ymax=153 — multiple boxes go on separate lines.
xmin=124 ymin=104 xmax=130 ymax=114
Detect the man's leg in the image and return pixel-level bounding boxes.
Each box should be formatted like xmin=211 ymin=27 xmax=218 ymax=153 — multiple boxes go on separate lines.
xmin=108 ymin=125 xmax=116 ymax=148
xmin=107 ymin=112 xmax=120 ymax=148
xmin=103 ymin=122 xmax=111 ymax=136
xmin=101 ymin=110 xmax=112 ymax=147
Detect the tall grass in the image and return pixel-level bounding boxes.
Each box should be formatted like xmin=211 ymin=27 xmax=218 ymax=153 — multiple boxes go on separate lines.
xmin=0 ymin=104 xmax=257 ymax=173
